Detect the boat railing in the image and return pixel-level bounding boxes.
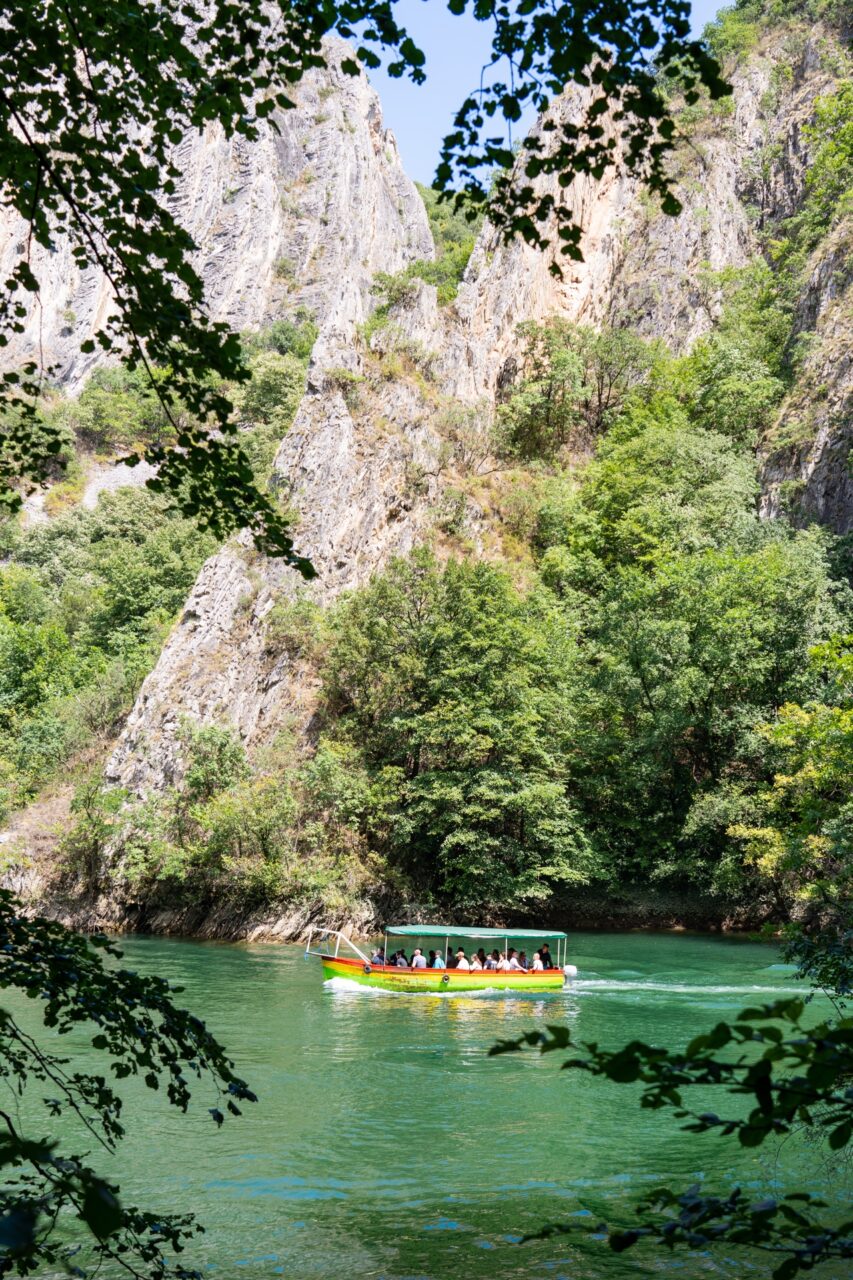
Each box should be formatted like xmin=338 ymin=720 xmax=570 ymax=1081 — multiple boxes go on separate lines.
xmin=304 ymin=927 xmax=370 ymax=965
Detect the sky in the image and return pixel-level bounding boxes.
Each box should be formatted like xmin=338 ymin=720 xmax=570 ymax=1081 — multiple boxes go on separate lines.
xmin=365 ymin=0 xmax=726 ymax=183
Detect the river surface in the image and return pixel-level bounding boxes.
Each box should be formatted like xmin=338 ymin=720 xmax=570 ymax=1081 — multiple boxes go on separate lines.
xmin=32 ymin=931 xmax=848 ymax=1279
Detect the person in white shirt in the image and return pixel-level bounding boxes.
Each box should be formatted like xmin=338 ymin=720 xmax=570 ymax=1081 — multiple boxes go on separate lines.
xmin=508 ymin=949 xmax=523 ymax=971
xmin=411 ymin=948 xmax=427 ymax=969
xmin=531 ymin=953 xmax=544 ymax=971
xmin=469 ymin=953 xmax=483 ymax=970
xmin=455 ymin=948 xmax=470 ymax=970
xmin=496 ymin=952 xmax=510 ymax=971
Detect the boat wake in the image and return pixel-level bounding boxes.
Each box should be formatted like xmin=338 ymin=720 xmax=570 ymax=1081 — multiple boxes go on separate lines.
xmin=572 ymin=979 xmax=803 ymax=996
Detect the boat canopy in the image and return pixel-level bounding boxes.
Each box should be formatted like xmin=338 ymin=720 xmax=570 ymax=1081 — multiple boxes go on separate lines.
xmin=384 ymin=926 xmax=567 ymax=941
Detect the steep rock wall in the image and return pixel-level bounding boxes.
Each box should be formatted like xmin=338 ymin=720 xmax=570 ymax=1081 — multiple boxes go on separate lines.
xmin=1 ymin=41 xmax=431 ymax=388
xmin=760 ymin=217 xmax=853 ymax=530
xmin=106 ymin=23 xmax=849 ymax=795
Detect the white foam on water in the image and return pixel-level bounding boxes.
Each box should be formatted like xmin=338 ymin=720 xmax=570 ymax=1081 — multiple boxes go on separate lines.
xmin=572 ymin=979 xmax=802 ymax=996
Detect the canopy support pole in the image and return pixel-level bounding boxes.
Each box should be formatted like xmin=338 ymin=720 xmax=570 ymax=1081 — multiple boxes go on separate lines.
xmin=445 ymin=935 xmax=449 ymax=969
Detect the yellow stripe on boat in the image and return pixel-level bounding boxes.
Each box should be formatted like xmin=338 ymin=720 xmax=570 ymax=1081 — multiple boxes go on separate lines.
xmin=320 ymin=954 xmax=566 ymax=993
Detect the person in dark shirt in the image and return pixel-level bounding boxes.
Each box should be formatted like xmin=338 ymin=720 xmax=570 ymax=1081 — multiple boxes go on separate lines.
xmin=539 ymin=943 xmax=553 ymax=969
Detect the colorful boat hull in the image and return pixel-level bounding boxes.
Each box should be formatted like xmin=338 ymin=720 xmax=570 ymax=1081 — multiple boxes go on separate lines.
xmin=320 ymin=954 xmax=566 ymax=993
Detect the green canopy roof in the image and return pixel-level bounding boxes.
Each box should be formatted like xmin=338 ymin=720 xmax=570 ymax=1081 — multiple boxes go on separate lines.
xmin=384 ymin=925 xmax=567 ymax=941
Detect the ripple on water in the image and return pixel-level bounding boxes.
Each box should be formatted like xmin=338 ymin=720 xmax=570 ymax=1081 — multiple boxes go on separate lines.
xmin=28 ymin=929 xmax=841 ymax=1280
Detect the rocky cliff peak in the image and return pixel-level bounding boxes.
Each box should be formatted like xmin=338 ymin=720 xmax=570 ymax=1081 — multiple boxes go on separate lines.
xmin=70 ymin=18 xmax=847 ymax=793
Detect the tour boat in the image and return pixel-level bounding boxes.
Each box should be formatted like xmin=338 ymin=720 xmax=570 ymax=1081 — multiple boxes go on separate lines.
xmin=304 ymin=925 xmax=577 ymax=993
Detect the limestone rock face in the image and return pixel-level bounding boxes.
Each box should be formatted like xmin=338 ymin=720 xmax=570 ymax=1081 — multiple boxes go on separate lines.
xmin=440 ymin=27 xmax=840 ymax=404
xmin=760 ymin=219 xmax=853 ymax=531
xmin=106 ymin=45 xmax=441 ymax=790
xmin=12 ymin=23 xmax=844 ymax=794
xmin=1 ymin=40 xmax=432 ymax=389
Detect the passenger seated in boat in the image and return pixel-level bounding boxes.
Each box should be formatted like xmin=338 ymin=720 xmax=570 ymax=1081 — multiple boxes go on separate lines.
xmin=469 ymin=953 xmax=483 ymax=970
xmin=371 ymin=947 xmax=385 ymax=965
xmin=496 ymin=952 xmax=510 ymax=971
xmin=455 ymin=948 xmax=470 ymax=970
xmin=476 ymin=948 xmax=487 ymax=967
xmin=411 ymin=948 xmax=427 ymax=969
xmin=508 ymin=949 xmax=523 ymax=970
xmin=395 ymin=950 xmax=409 ymax=967
xmin=484 ymin=950 xmax=498 ymax=970
xmin=531 ymin=952 xmax=544 ymax=971
xmin=432 ymin=950 xmax=445 ymax=969
xmin=539 ymin=943 xmax=554 ymax=968
xmin=518 ymin=951 xmax=529 ymax=970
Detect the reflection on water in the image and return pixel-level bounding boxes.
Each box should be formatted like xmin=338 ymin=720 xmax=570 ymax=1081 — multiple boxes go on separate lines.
xmin=26 ymin=930 xmax=848 ymax=1279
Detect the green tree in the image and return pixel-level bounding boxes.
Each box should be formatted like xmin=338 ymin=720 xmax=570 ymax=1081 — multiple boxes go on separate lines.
xmin=0 ymin=614 xmax=72 ymax=724
xmin=802 ymin=81 xmax=853 ymax=230
xmin=571 ymin=533 xmax=846 ymax=886
xmin=413 ymin=182 xmax=482 ymax=302
xmin=686 ymin=262 xmax=789 ymax=444
xmin=242 ymin=311 xmax=319 ymax=362
xmin=537 ymin=408 xmax=758 ymax=578
xmin=497 ymin=320 xmax=658 ymax=460
xmin=54 ymin=366 xmax=180 ymax=454
xmin=727 ymin=635 xmax=853 ymax=916
xmin=234 ymin=351 xmax=306 ymax=429
xmin=0 ymin=488 xmax=218 ymax=813
xmin=324 ymin=551 xmax=593 ymax=908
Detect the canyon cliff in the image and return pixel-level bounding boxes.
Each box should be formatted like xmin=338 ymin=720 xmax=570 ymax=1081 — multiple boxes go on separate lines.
xmin=101 ymin=21 xmax=850 ymax=798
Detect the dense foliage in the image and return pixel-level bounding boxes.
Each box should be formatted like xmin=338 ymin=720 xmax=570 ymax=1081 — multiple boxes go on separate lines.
xmin=0 ymin=334 xmax=307 ymax=822
xmin=323 ymin=553 xmax=591 ymax=909
xmin=494 ymin=321 xmax=659 ymax=459
xmin=0 ymin=889 xmax=254 ymax=1277
xmin=65 ymin=724 xmax=387 ymax=916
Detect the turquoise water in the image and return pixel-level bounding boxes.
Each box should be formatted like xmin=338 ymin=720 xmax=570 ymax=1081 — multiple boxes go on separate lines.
xmin=33 ymin=931 xmax=848 ymax=1278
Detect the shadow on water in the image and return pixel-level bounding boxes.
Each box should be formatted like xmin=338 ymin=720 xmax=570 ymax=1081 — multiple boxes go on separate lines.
xmin=25 ymin=930 xmax=849 ymax=1279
